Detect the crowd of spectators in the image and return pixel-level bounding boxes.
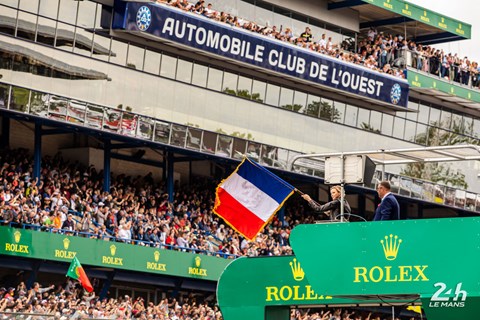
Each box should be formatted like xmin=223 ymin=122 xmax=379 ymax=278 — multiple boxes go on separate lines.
xmin=0 ymin=148 xmax=305 ymax=258
xmin=0 ymin=279 xmax=222 ymax=319
xmin=0 ymin=279 xmax=421 ymax=319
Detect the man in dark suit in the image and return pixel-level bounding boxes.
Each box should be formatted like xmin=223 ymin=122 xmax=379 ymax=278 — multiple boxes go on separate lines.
xmin=374 ymin=181 xmax=400 ymax=221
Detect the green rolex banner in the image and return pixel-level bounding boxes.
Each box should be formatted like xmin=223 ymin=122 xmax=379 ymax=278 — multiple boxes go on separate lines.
xmin=67 ymin=256 xmax=94 ymax=293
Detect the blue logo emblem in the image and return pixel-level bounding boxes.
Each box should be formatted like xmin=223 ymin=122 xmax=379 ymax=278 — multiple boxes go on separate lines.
xmin=136 ymin=6 xmax=152 ymax=31
xmin=390 ymin=83 xmax=402 ymax=105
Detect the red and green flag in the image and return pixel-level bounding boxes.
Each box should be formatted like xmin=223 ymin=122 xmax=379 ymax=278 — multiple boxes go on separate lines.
xmin=66 ymin=256 xmax=94 ymax=293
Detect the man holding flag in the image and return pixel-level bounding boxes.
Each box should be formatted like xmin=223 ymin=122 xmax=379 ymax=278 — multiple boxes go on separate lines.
xmin=67 ymin=256 xmax=94 ymax=293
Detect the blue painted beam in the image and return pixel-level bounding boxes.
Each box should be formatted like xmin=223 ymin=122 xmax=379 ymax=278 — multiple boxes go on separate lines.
xmin=103 ymin=140 xmax=111 ymax=192
xmin=40 ymin=128 xmax=70 ymax=135
xmin=413 ymin=32 xmax=462 ymax=44
xmin=360 ymin=16 xmax=413 ymax=29
xmin=328 ymin=0 xmax=365 ymax=10
xmin=167 ymin=152 xmax=174 ymax=203
xmin=33 ymin=122 xmax=42 ymax=182
xmin=0 ymin=116 xmax=10 ymax=148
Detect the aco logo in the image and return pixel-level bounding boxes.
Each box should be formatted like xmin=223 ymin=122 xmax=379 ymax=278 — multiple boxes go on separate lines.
xmin=5 ymin=230 xmax=29 ymax=254
xmin=390 ymin=83 xmax=402 ymax=105
xmin=265 ymin=258 xmax=331 ymax=302
xmin=353 ymin=234 xmax=429 ymax=283
xmin=136 ymin=6 xmax=152 ymax=31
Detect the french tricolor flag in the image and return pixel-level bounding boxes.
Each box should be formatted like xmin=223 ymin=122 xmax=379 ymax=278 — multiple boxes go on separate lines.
xmin=213 ymin=158 xmax=295 ymax=240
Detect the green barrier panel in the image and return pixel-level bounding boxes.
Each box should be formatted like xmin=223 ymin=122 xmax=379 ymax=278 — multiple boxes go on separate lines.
xmin=408 ymin=69 xmax=480 ymax=103
xmin=290 ymin=218 xmax=480 ymax=320
xmin=217 ymin=255 xmax=413 ymax=320
xmin=0 ymin=226 xmax=231 ymax=281
xmin=361 ymin=0 xmax=471 ymax=39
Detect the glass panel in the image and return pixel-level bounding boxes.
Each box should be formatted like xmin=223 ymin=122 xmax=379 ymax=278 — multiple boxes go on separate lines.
xmin=454 ymin=190 xmax=466 ymax=209
xmin=434 ymin=185 xmax=445 ymax=204
xmin=154 ymin=121 xmax=170 ymax=144
xmin=450 ymin=112 xmax=462 ymax=131
xmin=265 ymin=83 xmax=280 ymax=107
xmin=216 ymin=135 xmax=233 ymax=157
xmin=476 ymin=194 xmax=480 ymax=212
xmin=417 ymin=103 xmax=430 ymax=124
xmin=392 ymin=117 xmax=405 ymax=139
xmin=191 ymin=63 xmax=208 ymax=87
xmin=474 ymin=119 xmax=480 ymax=138
xmin=305 ymin=94 xmax=320 ymax=117
xmin=29 ymin=91 xmax=49 ymax=116
xmin=58 ymin=0 xmax=77 ymax=24
xmin=39 ymin=0 xmax=59 ymax=20
xmin=246 ymin=142 xmax=261 ymax=161
xmin=36 ymin=17 xmax=57 ymax=47
xmin=260 ymin=145 xmax=284 ymax=169
xmin=293 ymin=91 xmax=307 ymax=114
xmin=0 ymin=84 xmax=10 ymax=109
xmin=109 ymin=39 xmax=128 ymax=66
xmin=398 ymin=176 xmax=412 ymax=196
xmin=357 ymin=108 xmax=370 ymax=131
xmin=444 ymin=187 xmax=455 ymax=206
xmin=55 ymin=21 xmax=76 ymax=53
xmin=279 ymin=87 xmax=294 ymax=110
xmin=429 ymin=107 xmax=441 ymax=126
xmin=251 ymin=80 xmax=266 ymax=103
xmin=465 ymin=192 xmax=476 ymax=211
xmin=120 ymin=113 xmax=138 ymax=137
xmin=143 ymin=50 xmax=161 ymax=75
xmin=237 ymin=76 xmax=252 ymax=100
xmin=19 ymin=0 xmax=38 ymax=14
xmin=410 ymin=180 xmax=423 ymax=199
xmin=171 ymin=124 xmax=187 ymax=147
xmin=92 ymin=32 xmax=111 ymax=61
xmin=73 ymin=26 xmax=94 ymax=57
xmin=202 ymin=131 xmax=216 ymax=154
xmin=332 ymin=101 xmax=345 ymax=123
xmin=176 ymin=59 xmax=193 ymax=84
xmin=404 ymin=120 xmax=416 ymax=142
xmin=462 ymin=115 xmax=474 ymax=136
xmin=137 ymin=117 xmax=154 ymax=140
xmin=0 ymin=5 xmax=17 ymax=36
xmin=10 ymin=86 xmax=29 ymax=113
xmin=370 ymin=110 xmax=382 ymax=133
xmin=103 ymin=108 xmax=121 ymax=132
xmin=381 ymin=114 xmax=393 ymax=136
xmin=406 ymin=100 xmax=418 ymax=121
xmin=85 ymin=104 xmax=103 ymax=129
xmin=66 ymin=99 xmax=86 ymax=125
xmin=2 ymin=0 xmax=19 ymax=9
xmin=16 ymin=11 xmax=37 ymax=41
xmin=126 ymin=44 xmax=144 ymax=71
xmin=186 ymin=127 xmax=202 ymax=150
xmin=76 ymin=0 xmax=97 ymax=28
xmin=415 ymin=123 xmax=427 ymax=145
xmin=48 ymin=95 xmax=68 ymax=121
xmin=206 ymin=67 xmax=222 ymax=91
xmin=422 ymin=182 xmax=435 ymax=202
xmin=232 ymin=138 xmax=247 ymax=159
xmin=440 ymin=110 xmax=452 ymax=129
xmin=222 ymin=71 xmax=238 ymax=95
xmin=344 ymin=104 xmax=357 ymax=127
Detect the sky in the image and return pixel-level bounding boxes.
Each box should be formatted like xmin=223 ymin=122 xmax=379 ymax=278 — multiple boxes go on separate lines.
xmin=411 ymin=0 xmax=479 ymax=62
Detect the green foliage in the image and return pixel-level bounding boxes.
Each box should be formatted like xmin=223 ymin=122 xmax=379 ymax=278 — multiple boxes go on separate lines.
xmin=360 ymin=122 xmax=381 ymax=134
xmin=222 ymin=88 xmax=263 ymax=102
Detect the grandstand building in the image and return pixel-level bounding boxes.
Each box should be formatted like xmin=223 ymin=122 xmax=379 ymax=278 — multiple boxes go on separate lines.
xmin=0 ymin=0 xmax=478 ymax=318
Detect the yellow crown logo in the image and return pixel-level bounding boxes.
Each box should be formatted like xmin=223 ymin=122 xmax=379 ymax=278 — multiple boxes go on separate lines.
xmin=441 ymin=17 xmax=445 ymax=23
xmin=63 ymin=238 xmax=70 ymax=250
xmin=110 ymin=244 xmax=116 ymax=256
xmin=14 ymin=231 xmax=21 ymax=243
xmin=289 ymin=258 xmax=305 ymax=281
xmin=415 ymin=75 xmax=418 ymax=82
xmin=154 ymin=251 xmax=160 ymax=262
xmin=423 ymin=10 xmax=427 ymax=16
xmin=195 ymin=256 xmax=201 ymax=267
xmin=433 ymin=81 xmax=436 ymax=88
xmin=405 ymin=4 xmax=408 ymax=9
xmin=459 ymin=23 xmax=462 ymax=29
xmin=381 ymin=234 xmax=402 ymax=261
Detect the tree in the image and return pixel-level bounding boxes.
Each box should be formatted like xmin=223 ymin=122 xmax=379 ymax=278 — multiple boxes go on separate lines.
xmin=400 ymin=118 xmax=478 ymax=189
